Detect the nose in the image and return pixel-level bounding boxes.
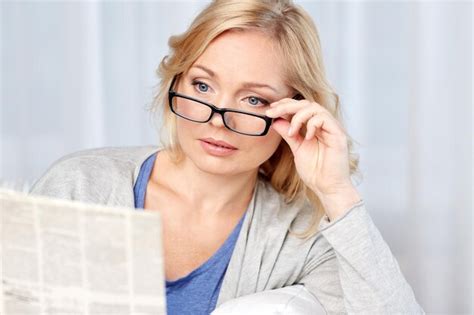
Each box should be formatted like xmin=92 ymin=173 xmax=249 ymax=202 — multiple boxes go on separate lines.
xmin=208 ymin=96 xmax=231 ymax=129
xmin=209 ymin=111 xmax=226 ymax=128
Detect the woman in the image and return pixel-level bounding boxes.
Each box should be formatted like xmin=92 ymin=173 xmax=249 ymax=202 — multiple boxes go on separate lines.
xmin=30 ymin=0 xmax=425 ymax=314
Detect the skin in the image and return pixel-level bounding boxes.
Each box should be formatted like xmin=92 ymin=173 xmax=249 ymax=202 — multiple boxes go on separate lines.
xmin=150 ymin=29 xmax=294 ymax=223
xmin=151 ymin=28 xmax=362 ymax=224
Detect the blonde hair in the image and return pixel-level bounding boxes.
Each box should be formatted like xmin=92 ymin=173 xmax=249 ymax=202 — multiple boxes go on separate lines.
xmin=148 ymin=0 xmax=362 ymax=240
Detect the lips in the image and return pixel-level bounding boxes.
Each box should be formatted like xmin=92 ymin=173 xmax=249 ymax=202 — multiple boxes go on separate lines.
xmin=200 ymin=138 xmax=237 ymax=149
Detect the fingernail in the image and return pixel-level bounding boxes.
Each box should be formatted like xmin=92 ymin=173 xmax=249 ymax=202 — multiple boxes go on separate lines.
xmin=288 ymin=126 xmax=293 ymax=136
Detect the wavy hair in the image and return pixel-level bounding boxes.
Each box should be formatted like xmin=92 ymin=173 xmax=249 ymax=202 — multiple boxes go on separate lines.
xmin=148 ymin=0 xmax=362 ymax=240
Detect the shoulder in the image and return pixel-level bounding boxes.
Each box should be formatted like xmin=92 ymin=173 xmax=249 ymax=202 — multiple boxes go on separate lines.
xmin=255 ymin=176 xmax=318 ymax=236
xmin=242 ymin=177 xmax=335 ymax=289
xmin=29 ymin=145 xmax=161 ymax=206
xmin=43 ymin=145 xmax=160 ymax=178
xmin=252 ymin=177 xmax=330 ymax=258
xmin=52 ymin=145 xmax=160 ymax=165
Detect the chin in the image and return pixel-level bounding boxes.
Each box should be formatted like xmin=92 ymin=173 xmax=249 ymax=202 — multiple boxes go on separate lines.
xmin=194 ymin=154 xmax=245 ymax=177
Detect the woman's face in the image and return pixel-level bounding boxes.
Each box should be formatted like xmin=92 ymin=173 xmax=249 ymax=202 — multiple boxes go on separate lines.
xmin=174 ymin=29 xmax=293 ymax=176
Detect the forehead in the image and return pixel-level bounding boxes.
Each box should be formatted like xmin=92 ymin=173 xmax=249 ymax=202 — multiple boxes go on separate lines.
xmin=190 ymin=30 xmax=287 ymax=90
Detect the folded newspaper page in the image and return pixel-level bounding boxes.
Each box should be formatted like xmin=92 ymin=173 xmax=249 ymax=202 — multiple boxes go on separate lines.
xmin=0 ymin=189 xmax=166 ymax=314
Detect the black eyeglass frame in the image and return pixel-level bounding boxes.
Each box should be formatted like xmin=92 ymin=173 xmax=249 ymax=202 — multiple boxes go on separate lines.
xmin=168 ymin=75 xmax=276 ymax=136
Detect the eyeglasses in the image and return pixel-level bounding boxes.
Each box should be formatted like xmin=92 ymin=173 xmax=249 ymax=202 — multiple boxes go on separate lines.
xmin=168 ymin=75 xmax=274 ymax=136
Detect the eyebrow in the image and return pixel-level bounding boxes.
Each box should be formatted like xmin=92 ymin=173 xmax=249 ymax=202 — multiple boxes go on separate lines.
xmin=192 ymin=64 xmax=279 ymax=94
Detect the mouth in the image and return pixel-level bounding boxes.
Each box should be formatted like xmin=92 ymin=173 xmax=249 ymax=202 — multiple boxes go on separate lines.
xmin=199 ymin=138 xmax=237 ymax=150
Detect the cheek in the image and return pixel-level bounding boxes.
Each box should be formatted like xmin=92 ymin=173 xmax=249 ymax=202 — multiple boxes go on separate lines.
xmin=244 ymin=129 xmax=282 ymax=162
xmin=176 ymin=119 xmax=196 ymax=141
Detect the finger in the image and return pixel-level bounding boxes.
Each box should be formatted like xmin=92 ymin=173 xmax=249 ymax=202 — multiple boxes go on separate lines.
xmin=265 ymin=100 xmax=307 ymax=118
xmin=267 ymin=100 xmax=333 ymax=121
xmin=288 ymin=105 xmax=317 ymax=137
xmin=272 ymin=99 xmax=331 ymax=114
xmin=315 ymin=111 xmax=347 ymax=135
xmin=305 ymin=115 xmax=322 ymax=140
xmin=269 ymin=97 xmax=294 ymax=107
xmin=270 ymin=118 xmax=304 ymax=153
xmin=306 ymin=114 xmax=348 ymax=147
xmin=265 ymin=111 xmax=292 ymax=122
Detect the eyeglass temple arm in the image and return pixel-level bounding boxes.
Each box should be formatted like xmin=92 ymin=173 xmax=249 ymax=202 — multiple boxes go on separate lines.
xmin=292 ymin=93 xmax=304 ymax=100
xmin=169 ymin=75 xmax=178 ymax=92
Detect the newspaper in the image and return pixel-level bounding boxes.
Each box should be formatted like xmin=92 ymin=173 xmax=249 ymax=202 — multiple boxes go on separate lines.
xmin=0 ymin=189 xmax=166 ymax=315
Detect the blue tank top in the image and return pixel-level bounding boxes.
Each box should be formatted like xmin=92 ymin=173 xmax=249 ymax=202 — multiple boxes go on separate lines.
xmin=133 ymin=151 xmax=247 ymax=314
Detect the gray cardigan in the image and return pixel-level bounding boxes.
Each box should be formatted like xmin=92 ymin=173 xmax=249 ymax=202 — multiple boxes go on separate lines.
xmin=29 ymin=145 xmax=425 ymax=314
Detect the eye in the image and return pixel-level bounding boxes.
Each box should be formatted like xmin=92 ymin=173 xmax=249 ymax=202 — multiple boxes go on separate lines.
xmin=191 ymin=80 xmax=209 ymax=93
xmin=246 ymin=96 xmax=269 ymax=107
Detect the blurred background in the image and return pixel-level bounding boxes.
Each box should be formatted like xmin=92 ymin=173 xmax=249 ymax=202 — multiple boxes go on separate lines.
xmin=0 ymin=0 xmax=472 ymax=313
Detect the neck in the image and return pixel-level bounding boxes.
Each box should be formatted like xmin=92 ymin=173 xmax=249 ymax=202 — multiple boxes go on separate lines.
xmin=155 ymin=150 xmax=258 ymax=220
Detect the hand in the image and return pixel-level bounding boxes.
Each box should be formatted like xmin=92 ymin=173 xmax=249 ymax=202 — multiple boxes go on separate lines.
xmin=265 ymin=98 xmax=361 ymax=219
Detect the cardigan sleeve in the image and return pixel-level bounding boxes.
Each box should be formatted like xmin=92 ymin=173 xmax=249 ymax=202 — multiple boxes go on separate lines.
xmin=298 ymin=200 xmax=425 ymax=314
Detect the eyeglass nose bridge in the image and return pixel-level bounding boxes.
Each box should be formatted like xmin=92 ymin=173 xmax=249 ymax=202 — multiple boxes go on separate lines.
xmin=202 ymin=102 xmax=231 ymax=125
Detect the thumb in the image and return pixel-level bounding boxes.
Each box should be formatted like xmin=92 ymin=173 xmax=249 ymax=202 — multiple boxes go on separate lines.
xmin=271 ymin=118 xmax=303 ymax=153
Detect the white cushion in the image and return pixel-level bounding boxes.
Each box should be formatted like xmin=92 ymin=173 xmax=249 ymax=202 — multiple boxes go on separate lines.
xmin=211 ymin=285 xmax=326 ymax=315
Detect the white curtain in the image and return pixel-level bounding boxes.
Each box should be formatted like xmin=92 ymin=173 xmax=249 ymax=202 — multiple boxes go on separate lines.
xmin=1 ymin=1 xmax=471 ymax=313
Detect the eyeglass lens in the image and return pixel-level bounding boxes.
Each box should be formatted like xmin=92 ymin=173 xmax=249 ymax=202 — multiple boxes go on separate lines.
xmin=171 ymin=96 xmax=267 ymax=135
